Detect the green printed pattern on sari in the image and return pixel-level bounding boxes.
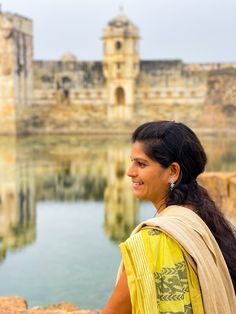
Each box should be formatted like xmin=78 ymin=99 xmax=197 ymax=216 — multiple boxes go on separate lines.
xmin=155 ymin=261 xmax=193 ymax=313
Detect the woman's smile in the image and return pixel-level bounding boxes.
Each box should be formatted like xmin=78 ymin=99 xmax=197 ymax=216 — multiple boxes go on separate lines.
xmin=127 ymin=141 xmax=172 ymax=209
xmin=132 ymin=180 xmax=144 ymax=189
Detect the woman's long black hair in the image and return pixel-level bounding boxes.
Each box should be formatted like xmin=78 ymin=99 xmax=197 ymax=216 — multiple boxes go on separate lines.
xmin=132 ymin=120 xmax=236 ymax=292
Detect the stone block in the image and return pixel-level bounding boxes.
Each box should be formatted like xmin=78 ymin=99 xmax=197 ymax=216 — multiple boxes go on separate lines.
xmin=221 ymin=197 xmax=236 ymax=217
xmin=229 ymin=176 xmax=236 ymax=201
xmin=198 ymin=172 xmax=235 ymax=199
xmin=0 ymin=296 xmax=28 ymax=312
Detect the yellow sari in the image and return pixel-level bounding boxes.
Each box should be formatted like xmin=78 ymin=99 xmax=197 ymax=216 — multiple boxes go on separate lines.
xmin=120 ymin=228 xmax=204 ymax=314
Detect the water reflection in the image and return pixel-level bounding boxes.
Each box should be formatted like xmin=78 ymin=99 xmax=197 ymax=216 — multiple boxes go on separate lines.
xmin=38 ymin=160 xmax=107 ymax=201
xmin=0 ymin=133 xmax=235 ymax=262
xmin=0 ymin=138 xmax=36 ymax=261
xmin=104 ymin=146 xmax=138 ymax=242
xmin=200 ymin=134 xmax=236 ymax=171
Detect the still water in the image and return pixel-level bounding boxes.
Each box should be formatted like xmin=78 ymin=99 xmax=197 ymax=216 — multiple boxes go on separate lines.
xmin=0 ymin=134 xmax=235 ymax=309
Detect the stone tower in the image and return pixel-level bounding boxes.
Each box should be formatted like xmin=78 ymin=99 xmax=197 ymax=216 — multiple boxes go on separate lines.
xmin=0 ymin=11 xmax=33 ymax=134
xmin=102 ymin=10 xmax=140 ymax=120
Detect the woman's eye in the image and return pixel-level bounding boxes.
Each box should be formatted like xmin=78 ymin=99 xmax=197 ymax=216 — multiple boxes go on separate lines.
xmin=137 ymin=161 xmax=146 ymax=168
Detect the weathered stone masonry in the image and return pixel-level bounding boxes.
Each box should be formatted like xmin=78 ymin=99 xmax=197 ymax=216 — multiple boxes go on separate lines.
xmin=0 ymin=12 xmax=32 ymax=134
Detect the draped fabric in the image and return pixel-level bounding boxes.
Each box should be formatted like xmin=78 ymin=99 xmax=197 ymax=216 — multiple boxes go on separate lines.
xmin=117 ymin=205 xmax=236 ymax=314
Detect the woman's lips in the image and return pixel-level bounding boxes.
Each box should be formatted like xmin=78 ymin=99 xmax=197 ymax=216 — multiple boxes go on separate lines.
xmin=132 ymin=181 xmax=144 ymax=189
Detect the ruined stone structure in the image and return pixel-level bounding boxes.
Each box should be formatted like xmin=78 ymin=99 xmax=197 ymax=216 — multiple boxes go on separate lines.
xmin=0 ymin=11 xmax=33 ymax=134
xmin=0 ymin=9 xmax=235 ymax=134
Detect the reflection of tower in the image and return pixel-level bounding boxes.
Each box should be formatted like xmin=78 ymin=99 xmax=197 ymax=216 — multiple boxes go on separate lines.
xmin=102 ymin=9 xmax=140 ymax=120
xmin=0 ymin=138 xmax=36 ymax=262
xmin=0 ymin=11 xmax=33 ymax=134
xmin=104 ymin=146 xmax=138 ymax=243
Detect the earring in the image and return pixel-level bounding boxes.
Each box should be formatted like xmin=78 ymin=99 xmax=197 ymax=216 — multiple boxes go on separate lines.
xmin=170 ymin=181 xmax=175 ymax=191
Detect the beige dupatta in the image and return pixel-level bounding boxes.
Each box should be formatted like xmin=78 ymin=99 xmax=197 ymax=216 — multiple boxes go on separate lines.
xmin=117 ymin=205 xmax=236 ymax=314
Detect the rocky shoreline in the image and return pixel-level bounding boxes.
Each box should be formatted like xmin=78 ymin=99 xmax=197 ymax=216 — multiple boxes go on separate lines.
xmin=0 ymin=297 xmax=100 ymax=314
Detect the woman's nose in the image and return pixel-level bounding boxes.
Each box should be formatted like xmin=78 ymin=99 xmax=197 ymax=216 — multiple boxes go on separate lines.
xmin=127 ymin=164 xmax=137 ymax=177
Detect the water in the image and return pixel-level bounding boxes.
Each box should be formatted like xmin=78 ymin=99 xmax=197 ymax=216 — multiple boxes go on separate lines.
xmin=0 ymin=134 xmax=235 ymax=309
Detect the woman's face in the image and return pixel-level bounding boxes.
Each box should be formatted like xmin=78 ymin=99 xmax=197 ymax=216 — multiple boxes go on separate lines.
xmin=127 ymin=141 xmax=172 ymax=210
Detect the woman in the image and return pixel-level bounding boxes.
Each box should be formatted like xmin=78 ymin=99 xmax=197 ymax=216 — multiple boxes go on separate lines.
xmin=101 ymin=121 xmax=236 ymax=314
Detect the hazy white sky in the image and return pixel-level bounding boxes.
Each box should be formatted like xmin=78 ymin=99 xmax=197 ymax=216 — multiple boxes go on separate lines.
xmin=1 ymin=0 xmax=236 ymax=63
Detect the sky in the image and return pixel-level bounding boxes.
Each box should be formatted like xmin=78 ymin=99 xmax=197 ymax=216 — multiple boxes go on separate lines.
xmin=1 ymin=0 xmax=236 ymax=63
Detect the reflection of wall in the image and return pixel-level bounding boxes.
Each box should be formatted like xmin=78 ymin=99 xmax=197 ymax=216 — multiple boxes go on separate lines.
xmin=0 ymin=138 xmax=36 ymax=262
xmin=104 ymin=147 xmax=138 ymax=243
xmin=200 ymin=135 xmax=236 ymax=172
xmin=0 ymin=135 xmax=235 ymax=261
xmin=37 ymin=163 xmax=107 ymax=201
xmin=34 ymin=146 xmax=108 ymax=201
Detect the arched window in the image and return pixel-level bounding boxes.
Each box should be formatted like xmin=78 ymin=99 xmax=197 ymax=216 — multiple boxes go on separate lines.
xmin=62 ymin=76 xmax=71 ymax=84
xmin=115 ymin=87 xmax=125 ymax=105
xmin=115 ymin=41 xmax=122 ymax=51
xmin=61 ymin=76 xmax=72 ymax=89
xmin=41 ymin=75 xmax=53 ymax=83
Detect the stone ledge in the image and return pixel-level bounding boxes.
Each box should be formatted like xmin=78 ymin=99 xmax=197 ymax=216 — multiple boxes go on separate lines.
xmin=198 ymin=172 xmax=236 ymax=200
xmin=198 ymin=172 xmax=236 ymax=223
xmin=0 ymin=296 xmax=27 ymax=312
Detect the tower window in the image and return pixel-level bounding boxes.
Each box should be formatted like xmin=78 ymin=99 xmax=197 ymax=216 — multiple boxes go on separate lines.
xmin=61 ymin=76 xmax=72 ymax=89
xmin=116 ymin=87 xmax=125 ymax=105
xmin=115 ymin=41 xmax=122 ymax=51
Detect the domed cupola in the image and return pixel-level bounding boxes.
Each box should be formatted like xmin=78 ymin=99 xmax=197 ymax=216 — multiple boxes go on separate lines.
xmin=60 ymin=52 xmax=77 ymax=62
xmin=104 ymin=11 xmax=140 ymax=39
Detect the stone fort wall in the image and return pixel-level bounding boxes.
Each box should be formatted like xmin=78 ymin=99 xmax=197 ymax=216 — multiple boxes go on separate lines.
xmin=0 ymin=10 xmax=236 ymax=134
xmin=29 ymin=58 xmax=235 ymax=133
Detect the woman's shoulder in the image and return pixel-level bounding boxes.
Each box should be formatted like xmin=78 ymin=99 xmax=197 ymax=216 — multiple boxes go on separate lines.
xmin=123 ymin=226 xmax=180 ymax=251
xmin=139 ymin=227 xmax=181 ymax=250
xmin=121 ymin=226 xmax=187 ymax=274
xmin=123 ymin=227 xmax=163 ymax=244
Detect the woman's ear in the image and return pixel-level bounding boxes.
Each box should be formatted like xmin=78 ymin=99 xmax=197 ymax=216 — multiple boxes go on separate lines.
xmin=169 ymin=162 xmax=181 ymax=182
